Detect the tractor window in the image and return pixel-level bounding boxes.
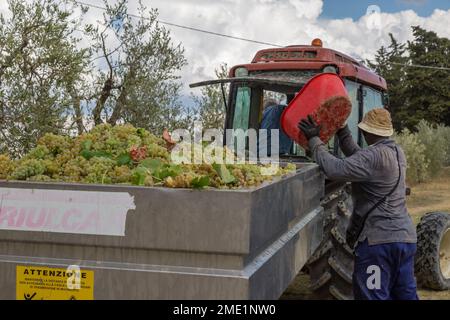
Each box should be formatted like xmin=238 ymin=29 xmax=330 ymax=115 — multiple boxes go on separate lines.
xmin=260 ymin=90 xmax=294 ymax=155
xmin=344 ymin=79 xmax=360 ymax=141
xmin=261 ymin=90 xmax=287 ymax=130
xmin=363 ymin=86 xmax=383 ymax=114
xmin=362 ymin=86 xmax=384 ymax=147
xmin=263 ymin=91 xmax=287 ymax=107
xmin=233 ymin=86 xmax=251 ymax=130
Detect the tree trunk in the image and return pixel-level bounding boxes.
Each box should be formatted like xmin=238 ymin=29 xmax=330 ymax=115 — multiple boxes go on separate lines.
xmin=72 ymin=94 xmax=84 ymax=135
xmin=93 ymin=77 xmax=113 ymax=125
xmin=108 ymin=84 xmax=127 ymax=125
xmin=108 ymin=68 xmax=134 ymax=125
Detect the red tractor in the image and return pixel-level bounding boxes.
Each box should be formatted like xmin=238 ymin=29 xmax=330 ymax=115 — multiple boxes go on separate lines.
xmin=0 ymin=39 xmax=446 ymax=300
xmin=191 ymin=38 xmax=450 ymax=298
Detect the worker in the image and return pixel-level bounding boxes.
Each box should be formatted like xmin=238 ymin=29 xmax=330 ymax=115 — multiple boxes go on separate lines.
xmin=259 ymin=95 xmax=294 ymax=156
xmin=298 ymin=108 xmax=418 ymax=300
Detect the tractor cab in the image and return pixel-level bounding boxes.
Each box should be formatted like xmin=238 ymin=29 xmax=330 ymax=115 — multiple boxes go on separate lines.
xmin=190 ymin=39 xmax=388 ymax=159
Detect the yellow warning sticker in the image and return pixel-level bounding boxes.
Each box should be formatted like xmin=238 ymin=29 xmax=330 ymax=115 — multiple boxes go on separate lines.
xmin=16 ymin=265 xmax=94 ymax=300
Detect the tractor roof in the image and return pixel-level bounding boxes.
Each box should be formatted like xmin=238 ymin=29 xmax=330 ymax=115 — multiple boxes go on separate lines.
xmin=228 ymin=43 xmax=387 ymax=91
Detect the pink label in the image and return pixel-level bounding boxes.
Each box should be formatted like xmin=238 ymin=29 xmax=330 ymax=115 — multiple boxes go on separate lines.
xmin=0 ymin=188 xmax=135 ymax=236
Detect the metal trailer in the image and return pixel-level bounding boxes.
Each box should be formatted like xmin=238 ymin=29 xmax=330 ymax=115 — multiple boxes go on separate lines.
xmin=0 ymin=163 xmax=325 ymax=300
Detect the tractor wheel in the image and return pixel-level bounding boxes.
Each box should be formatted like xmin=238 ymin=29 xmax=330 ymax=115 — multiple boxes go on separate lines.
xmin=306 ymin=187 xmax=354 ymax=300
xmin=415 ymin=212 xmax=450 ymax=290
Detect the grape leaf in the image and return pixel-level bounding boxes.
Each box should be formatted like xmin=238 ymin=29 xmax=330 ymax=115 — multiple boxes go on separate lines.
xmin=131 ymin=166 xmax=148 ymax=186
xmin=157 ymin=164 xmax=181 ymax=180
xmin=191 ymin=176 xmax=210 ymax=189
xmin=80 ymin=149 xmax=94 ymax=160
xmin=212 ymin=163 xmax=235 ymax=184
xmin=136 ymin=128 xmax=146 ymax=137
xmin=140 ymin=158 xmax=162 ymax=173
xmin=117 ymin=153 xmax=132 ymax=166
xmin=80 ymin=148 xmax=112 ymax=160
xmin=81 ymin=139 xmax=92 ymax=151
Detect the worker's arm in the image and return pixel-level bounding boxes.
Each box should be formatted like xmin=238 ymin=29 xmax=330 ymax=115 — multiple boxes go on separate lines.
xmin=299 ymin=116 xmax=373 ymax=249
xmin=308 ymin=136 xmax=373 ymax=182
xmin=299 ymin=116 xmax=373 ymax=181
xmin=336 ymin=125 xmax=361 ymax=157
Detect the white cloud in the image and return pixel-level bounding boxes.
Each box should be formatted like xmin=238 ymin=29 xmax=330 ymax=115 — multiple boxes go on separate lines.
xmin=135 ymin=0 xmax=449 ymax=96
xmin=1 ymin=0 xmax=449 ymax=98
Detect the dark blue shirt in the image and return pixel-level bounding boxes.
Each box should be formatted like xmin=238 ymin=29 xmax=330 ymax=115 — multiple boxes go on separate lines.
xmin=259 ymin=104 xmax=293 ymax=156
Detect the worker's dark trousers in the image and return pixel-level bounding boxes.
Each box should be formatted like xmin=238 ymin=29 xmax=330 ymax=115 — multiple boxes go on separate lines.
xmin=353 ymin=239 xmax=418 ymax=300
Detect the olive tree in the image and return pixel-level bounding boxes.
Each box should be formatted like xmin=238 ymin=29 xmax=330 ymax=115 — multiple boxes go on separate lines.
xmin=0 ymin=0 xmax=89 ymax=157
xmin=84 ymin=0 xmax=188 ymax=132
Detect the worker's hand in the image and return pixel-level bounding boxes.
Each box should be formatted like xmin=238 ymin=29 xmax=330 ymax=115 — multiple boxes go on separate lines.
xmin=337 ymin=122 xmax=348 ymax=135
xmin=298 ymin=115 xmax=322 ymax=140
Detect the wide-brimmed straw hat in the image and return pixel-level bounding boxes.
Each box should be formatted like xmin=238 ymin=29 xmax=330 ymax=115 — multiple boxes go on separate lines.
xmin=358 ymin=108 xmax=394 ymax=137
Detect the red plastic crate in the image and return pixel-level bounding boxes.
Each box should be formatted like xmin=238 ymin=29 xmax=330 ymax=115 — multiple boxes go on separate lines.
xmin=281 ymin=73 xmax=351 ymax=149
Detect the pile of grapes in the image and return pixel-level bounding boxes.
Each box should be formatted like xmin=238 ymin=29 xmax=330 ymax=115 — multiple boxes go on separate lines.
xmin=0 ymin=124 xmax=296 ymax=189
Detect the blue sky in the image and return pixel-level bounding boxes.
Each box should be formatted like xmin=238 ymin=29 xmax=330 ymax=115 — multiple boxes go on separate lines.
xmin=321 ymin=0 xmax=450 ymax=19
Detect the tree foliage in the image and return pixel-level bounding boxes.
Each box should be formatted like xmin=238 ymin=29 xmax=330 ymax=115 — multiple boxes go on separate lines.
xmin=85 ymin=0 xmax=188 ymax=132
xmin=0 ymin=0 xmax=89 ymax=157
xmin=0 ymin=0 xmax=189 ymax=157
xmin=394 ymin=121 xmax=450 ymax=184
xmin=368 ymin=26 xmax=450 ymax=131
xmin=191 ymin=63 xmax=228 ymax=129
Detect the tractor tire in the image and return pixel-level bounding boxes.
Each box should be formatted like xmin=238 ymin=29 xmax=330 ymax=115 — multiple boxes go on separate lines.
xmin=306 ymin=186 xmax=354 ymax=300
xmin=415 ymin=212 xmax=450 ymax=290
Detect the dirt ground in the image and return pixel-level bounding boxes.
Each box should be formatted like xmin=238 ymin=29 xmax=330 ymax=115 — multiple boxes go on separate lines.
xmin=407 ymin=167 xmax=450 ymax=225
xmin=282 ymin=167 xmax=450 ymax=300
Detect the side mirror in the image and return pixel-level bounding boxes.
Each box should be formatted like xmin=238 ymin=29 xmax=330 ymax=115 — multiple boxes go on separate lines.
xmin=406 ymin=187 xmax=411 ymax=196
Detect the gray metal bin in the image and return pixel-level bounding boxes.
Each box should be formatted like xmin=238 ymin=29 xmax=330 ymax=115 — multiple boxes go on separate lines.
xmin=0 ymin=163 xmax=324 ymax=299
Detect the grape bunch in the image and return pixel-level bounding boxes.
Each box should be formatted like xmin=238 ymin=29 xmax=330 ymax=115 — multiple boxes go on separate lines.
xmin=0 ymin=154 xmax=14 ymax=179
xmin=0 ymin=123 xmax=297 ymax=189
xmin=10 ymin=159 xmax=47 ymax=180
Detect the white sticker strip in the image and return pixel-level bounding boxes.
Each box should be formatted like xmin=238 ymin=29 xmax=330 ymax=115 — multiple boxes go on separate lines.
xmin=0 ymin=188 xmax=136 ymax=236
